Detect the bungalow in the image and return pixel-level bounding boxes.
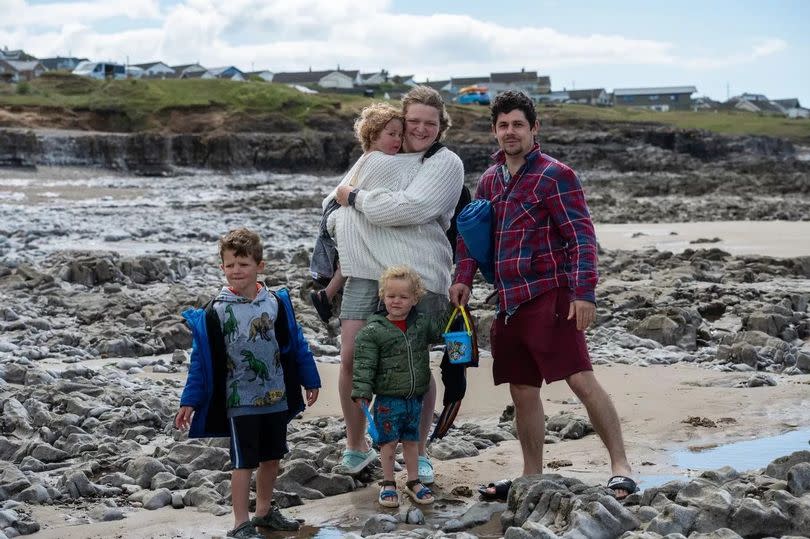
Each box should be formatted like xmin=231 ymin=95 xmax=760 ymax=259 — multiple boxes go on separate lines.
xmin=131 ymin=61 xmax=176 ymax=79
xmin=361 ymin=70 xmax=388 ymax=86
xmin=448 ymin=76 xmax=489 ymax=94
xmin=391 ymin=74 xmax=417 ymax=87
xmin=535 ymin=91 xmax=570 ymax=103
xmin=245 ymin=70 xmax=274 ymax=82
xmin=0 ymin=60 xmax=46 ymax=82
xmin=773 ymin=98 xmax=809 ymax=119
xmin=172 ymin=64 xmax=211 ymax=79
xmin=613 ymin=86 xmax=697 ymax=111
xmin=566 ymin=88 xmax=610 ymax=106
xmin=271 ymin=69 xmax=358 ymax=89
xmin=725 ymin=95 xmax=787 ymax=115
xmin=39 ymin=56 xmax=87 ymax=72
xmin=0 ymin=48 xmax=36 ymax=61
xmin=207 ymin=66 xmax=246 ymax=81
xmin=489 ymin=70 xmax=551 ymax=96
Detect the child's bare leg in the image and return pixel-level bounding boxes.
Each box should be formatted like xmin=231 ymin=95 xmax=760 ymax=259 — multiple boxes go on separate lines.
xmin=380 ymin=441 xmax=397 ymax=481
xmin=403 ymin=441 xmax=419 ymax=482
xmin=255 ymin=460 xmax=280 ymax=517
xmin=325 ymin=265 xmax=346 ymax=300
xmin=231 ymin=468 xmax=253 ymax=528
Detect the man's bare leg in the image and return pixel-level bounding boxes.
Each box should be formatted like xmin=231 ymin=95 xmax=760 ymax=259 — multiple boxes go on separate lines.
xmin=566 ymin=370 xmax=633 ymax=495
xmin=339 ymin=319 xmax=368 ymax=451
xmin=510 ymin=383 xmax=545 ymax=476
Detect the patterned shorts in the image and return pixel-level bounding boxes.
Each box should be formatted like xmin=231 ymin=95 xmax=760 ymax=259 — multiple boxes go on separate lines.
xmin=372 ymin=395 xmax=423 ymax=445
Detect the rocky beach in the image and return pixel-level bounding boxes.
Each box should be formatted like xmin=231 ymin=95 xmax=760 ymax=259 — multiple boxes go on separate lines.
xmin=1 ymin=116 xmax=810 ymax=539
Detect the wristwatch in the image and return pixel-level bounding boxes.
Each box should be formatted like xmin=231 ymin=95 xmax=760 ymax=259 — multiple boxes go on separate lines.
xmin=347 ymin=188 xmax=360 ymax=207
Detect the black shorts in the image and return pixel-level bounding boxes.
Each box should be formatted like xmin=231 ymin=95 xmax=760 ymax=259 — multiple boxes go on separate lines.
xmin=228 ymin=411 xmax=289 ymax=469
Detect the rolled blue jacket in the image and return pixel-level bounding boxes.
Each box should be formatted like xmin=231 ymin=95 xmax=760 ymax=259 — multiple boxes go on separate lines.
xmin=179 ymin=287 xmax=321 ymax=438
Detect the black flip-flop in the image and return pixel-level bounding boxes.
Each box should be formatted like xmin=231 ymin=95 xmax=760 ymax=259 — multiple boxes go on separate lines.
xmin=477 ymin=479 xmax=511 ymax=501
xmin=606 ymin=475 xmax=638 ymax=500
xmin=309 ymin=289 xmax=333 ymax=323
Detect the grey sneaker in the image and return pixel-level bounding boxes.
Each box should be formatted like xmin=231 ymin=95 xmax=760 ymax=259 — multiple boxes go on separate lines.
xmin=227 ymin=521 xmax=263 ymax=539
xmin=252 ymin=503 xmax=301 ymax=531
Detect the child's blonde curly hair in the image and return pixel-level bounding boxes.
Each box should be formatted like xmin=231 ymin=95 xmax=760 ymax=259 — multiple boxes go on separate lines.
xmin=378 ymin=265 xmax=425 ymax=301
xmin=353 ymin=102 xmax=404 ymax=152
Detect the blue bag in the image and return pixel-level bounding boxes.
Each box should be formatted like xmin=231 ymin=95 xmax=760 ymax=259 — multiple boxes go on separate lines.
xmin=457 ymin=199 xmax=495 ymax=283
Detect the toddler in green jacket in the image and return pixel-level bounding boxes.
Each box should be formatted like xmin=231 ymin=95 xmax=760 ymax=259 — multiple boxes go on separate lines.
xmin=352 ymin=265 xmax=446 ymax=507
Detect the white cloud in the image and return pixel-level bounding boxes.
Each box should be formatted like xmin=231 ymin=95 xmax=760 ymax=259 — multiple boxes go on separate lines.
xmin=2 ymin=0 xmax=789 ymax=80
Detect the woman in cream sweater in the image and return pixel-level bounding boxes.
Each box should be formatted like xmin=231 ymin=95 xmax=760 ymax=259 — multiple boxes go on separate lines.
xmin=326 ymin=86 xmax=464 ymax=482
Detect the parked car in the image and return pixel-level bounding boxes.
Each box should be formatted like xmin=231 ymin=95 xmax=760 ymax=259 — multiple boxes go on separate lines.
xmin=455 ymin=91 xmax=490 ymax=105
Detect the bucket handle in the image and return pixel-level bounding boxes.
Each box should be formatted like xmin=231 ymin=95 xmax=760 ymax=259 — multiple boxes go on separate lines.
xmin=443 ymin=306 xmax=472 ymax=335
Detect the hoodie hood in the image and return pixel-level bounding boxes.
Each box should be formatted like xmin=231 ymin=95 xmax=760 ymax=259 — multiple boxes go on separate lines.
xmin=216 ymin=284 xmax=269 ymax=305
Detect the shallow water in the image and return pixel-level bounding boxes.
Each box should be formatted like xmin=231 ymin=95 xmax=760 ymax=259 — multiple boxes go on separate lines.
xmin=641 ymin=429 xmax=810 ymax=489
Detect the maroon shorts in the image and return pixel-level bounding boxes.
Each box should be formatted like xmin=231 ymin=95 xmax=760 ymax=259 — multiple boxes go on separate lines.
xmin=491 ymin=288 xmax=592 ymax=387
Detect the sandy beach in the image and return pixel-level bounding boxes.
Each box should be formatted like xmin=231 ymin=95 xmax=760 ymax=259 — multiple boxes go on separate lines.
xmin=28 ymin=354 xmax=810 ymax=538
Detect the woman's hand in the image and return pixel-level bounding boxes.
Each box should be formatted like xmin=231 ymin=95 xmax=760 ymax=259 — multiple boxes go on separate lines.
xmin=335 ymin=185 xmax=354 ymax=207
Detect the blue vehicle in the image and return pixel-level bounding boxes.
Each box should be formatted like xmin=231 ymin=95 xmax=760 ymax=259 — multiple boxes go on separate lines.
xmin=455 ymin=91 xmax=491 ymax=105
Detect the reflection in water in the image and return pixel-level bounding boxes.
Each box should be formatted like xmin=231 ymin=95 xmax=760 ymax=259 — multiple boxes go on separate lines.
xmin=640 ymin=429 xmax=810 ymax=490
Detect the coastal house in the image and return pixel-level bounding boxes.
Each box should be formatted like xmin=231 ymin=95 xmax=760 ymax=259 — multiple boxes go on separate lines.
xmin=724 ymin=94 xmax=786 ymax=115
xmin=489 ymin=70 xmax=551 ymax=97
xmin=72 ymin=61 xmax=126 ymax=80
xmin=360 ymin=70 xmax=388 ymax=86
xmin=172 ymin=64 xmax=212 ymax=79
xmin=612 ymin=86 xmax=697 ymax=111
xmin=245 ymin=70 xmax=274 ymax=82
xmin=131 ymin=61 xmax=176 ymax=79
xmin=448 ymin=76 xmax=489 ymax=95
xmin=207 ymin=66 xmax=246 ymax=81
xmin=0 ymin=60 xmax=46 ymax=82
xmin=272 ymin=69 xmax=359 ymax=89
xmin=535 ymin=91 xmax=570 ymax=103
xmin=566 ymin=88 xmax=610 ymax=106
xmin=0 ymin=48 xmax=36 ymax=61
xmin=773 ymin=99 xmax=809 ymax=119
xmin=39 ymin=56 xmax=88 ymax=72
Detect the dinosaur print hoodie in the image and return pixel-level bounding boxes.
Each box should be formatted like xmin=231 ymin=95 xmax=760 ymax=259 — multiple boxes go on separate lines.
xmin=213 ymin=285 xmax=287 ymax=417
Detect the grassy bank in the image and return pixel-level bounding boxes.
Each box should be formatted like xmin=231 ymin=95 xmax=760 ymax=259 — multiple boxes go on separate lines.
xmin=1 ymin=74 xmax=808 ymax=142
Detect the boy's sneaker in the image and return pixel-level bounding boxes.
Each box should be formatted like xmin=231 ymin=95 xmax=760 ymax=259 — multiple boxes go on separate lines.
xmin=227 ymin=521 xmax=263 ymax=539
xmin=252 ymin=503 xmax=301 ymax=531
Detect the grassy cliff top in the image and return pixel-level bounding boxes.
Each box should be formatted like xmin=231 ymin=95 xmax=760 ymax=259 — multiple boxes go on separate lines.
xmin=1 ymin=74 xmax=808 ymax=142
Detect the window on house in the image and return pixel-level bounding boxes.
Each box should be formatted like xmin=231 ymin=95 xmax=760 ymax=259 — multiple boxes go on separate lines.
xmin=670 ymin=95 xmax=677 ymax=100
xmin=649 ymin=95 xmax=659 ymax=100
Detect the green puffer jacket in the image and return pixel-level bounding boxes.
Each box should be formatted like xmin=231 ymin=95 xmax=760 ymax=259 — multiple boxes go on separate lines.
xmin=352 ymin=309 xmax=448 ymax=401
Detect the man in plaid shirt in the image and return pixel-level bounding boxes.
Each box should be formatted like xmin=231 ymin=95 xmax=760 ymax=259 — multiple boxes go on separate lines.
xmin=450 ymin=91 xmax=635 ymax=500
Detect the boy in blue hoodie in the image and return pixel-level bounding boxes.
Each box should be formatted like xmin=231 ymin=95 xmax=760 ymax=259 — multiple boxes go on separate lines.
xmin=175 ymin=228 xmax=321 ymax=539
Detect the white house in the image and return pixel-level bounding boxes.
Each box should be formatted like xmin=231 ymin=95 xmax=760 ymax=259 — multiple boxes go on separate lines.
xmin=207 ymin=66 xmax=246 ymax=81
xmin=172 ymin=64 xmax=211 ymax=79
xmin=245 ymin=70 xmax=274 ymax=82
xmin=0 ymin=60 xmax=46 ymax=82
xmin=131 ymin=61 xmax=176 ymax=78
xmin=566 ymin=88 xmax=610 ymax=106
xmin=272 ymin=69 xmax=357 ymax=89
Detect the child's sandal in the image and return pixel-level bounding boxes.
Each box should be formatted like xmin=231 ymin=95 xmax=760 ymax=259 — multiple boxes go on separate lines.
xmin=405 ymin=479 xmax=434 ymax=505
xmin=378 ymin=480 xmax=399 ymax=508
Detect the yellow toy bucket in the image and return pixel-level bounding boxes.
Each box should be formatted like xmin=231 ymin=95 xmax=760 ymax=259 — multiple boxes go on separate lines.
xmin=442 ymin=307 xmax=474 ymax=365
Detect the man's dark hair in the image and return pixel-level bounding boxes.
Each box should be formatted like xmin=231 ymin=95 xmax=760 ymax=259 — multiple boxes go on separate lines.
xmin=490 ymin=90 xmax=537 ymax=126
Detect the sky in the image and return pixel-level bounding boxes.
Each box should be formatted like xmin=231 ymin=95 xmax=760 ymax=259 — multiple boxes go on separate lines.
xmin=2 ymin=0 xmax=808 ymax=105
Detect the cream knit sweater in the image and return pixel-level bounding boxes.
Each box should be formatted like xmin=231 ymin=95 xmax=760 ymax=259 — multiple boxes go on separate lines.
xmin=325 ymin=148 xmax=464 ymax=295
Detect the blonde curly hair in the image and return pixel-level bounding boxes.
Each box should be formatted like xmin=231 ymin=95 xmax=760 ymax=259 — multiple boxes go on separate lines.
xmin=378 ymin=265 xmax=425 ymax=301
xmin=353 ymin=102 xmax=404 ymax=152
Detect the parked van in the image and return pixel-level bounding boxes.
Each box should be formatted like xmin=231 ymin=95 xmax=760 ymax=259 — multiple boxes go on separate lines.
xmin=72 ymin=61 xmax=126 ymax=80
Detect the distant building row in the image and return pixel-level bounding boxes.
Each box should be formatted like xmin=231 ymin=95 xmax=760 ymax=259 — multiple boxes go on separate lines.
xmin=1 ymin=47 xmax=805 ymax=117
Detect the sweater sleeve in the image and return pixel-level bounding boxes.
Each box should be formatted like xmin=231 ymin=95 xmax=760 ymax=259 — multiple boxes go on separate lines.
xmin=354 ymin=149 xmax=464 ymax=227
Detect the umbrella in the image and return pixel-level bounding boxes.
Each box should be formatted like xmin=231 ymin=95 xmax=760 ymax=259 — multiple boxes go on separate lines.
xmin=456 ymin=199 xmax=495 ymax=283
xmin=430 ymin=306 xmax=479 ymax=442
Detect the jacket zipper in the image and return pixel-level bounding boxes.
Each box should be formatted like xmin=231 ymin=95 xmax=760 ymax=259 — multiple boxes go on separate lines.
xmin=403 ymin=330 xmax=415 ymax=399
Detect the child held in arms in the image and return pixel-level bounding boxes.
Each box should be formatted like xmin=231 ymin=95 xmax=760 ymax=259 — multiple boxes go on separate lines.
xmin=309 ymin=103 xmax=405 ymax=323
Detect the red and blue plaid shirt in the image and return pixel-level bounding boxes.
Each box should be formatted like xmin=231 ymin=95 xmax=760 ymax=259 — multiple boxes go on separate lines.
xmin=454 ymin=143 xmax=598 ymax=314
